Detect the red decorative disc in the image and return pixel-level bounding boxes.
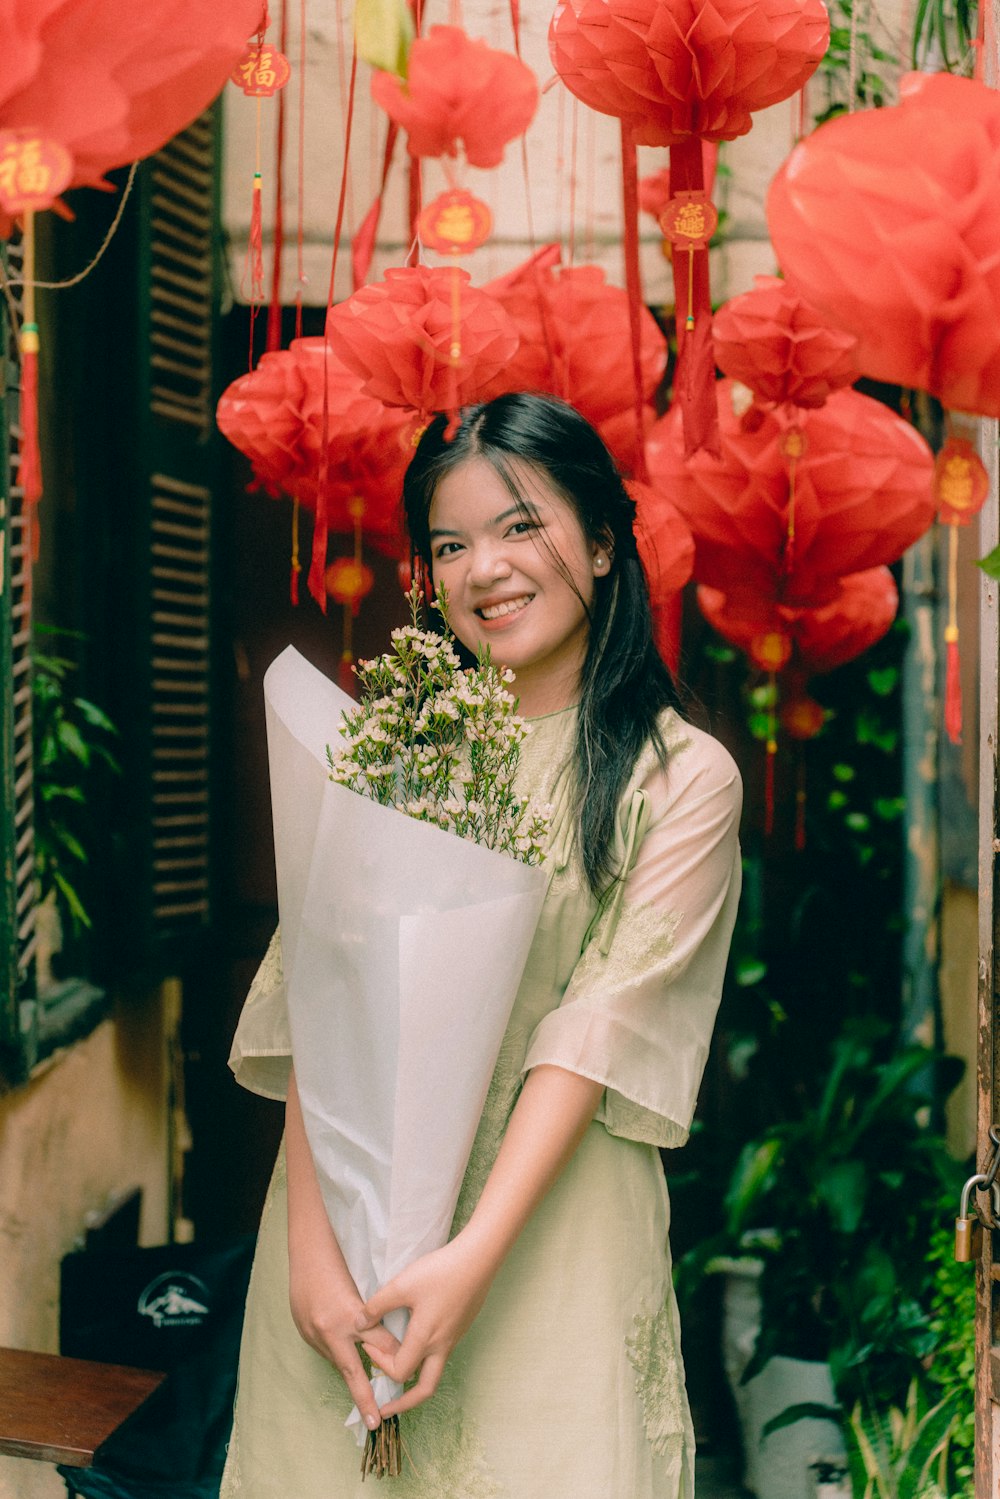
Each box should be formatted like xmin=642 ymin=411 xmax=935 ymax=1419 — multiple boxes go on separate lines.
xmin=779 ymin=426 xmax=808 ymax=460
xmin=659 ymin=191 xmax=718 ymax=251
xmin=0 ymin=133 xmax=73 ymax=213
xmin=230 ymin=43 xmax=291 ymax=96
xmin=325 ymin=557 xmax=375 ymax=605
xmin=751 ymin=631 xmax=793 ymax=672
xmin=418 ymin=190 xmax=493 ymax=255
xmin=934 ymin=437 xmax=989 ymax=526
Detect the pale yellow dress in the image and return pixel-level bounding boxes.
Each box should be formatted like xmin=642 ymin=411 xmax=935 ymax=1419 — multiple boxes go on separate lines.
xmin=222 ymin=706 xmax=742 ymax=1499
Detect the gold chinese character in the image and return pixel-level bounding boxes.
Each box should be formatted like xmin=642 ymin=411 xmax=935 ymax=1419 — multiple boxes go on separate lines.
xmin=940 ymin=456 xmax=974 ymax=511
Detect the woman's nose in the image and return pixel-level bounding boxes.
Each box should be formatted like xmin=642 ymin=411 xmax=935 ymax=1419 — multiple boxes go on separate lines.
xmin=467 ymin=538 xmax=513 ymax=586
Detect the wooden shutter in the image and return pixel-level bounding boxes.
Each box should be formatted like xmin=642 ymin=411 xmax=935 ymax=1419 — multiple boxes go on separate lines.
xmin=0 ymin=239 xmax=37 ymax=1085
xmin=115 ymin=108 xmax=222 ymax=974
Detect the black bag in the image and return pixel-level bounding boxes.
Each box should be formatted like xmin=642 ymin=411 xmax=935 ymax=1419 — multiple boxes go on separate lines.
xmin=58 ymin=1236 xmax=255 ymax=1499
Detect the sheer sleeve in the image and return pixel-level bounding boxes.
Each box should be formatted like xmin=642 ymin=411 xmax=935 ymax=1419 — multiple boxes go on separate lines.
xmin=228 ymin=927 xmax=293 ymax=1101
xmin=521 ymin=723 xmax=742 ymax=1149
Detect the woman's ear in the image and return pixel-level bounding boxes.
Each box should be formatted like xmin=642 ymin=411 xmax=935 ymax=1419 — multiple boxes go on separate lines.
xmin=591 ymin=532 xmax=615 ymax=575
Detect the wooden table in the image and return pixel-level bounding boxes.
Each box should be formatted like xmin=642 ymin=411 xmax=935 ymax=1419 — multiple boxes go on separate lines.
xmin=0 ymin=1347 xmax=165 ymax=1466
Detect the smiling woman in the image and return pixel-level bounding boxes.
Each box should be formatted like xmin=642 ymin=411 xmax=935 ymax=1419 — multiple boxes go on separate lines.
xmin=427 ymin=457 xmax=598 ymax=717
xmin=223 ymin=392 xmax=743 ymax=1499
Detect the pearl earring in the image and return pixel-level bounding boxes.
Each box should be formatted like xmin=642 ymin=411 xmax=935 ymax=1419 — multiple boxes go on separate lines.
xmin=595 ymin=554 xmax=607 ymax=572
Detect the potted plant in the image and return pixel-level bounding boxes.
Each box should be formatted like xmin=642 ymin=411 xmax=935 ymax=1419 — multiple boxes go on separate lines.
xmin=679 ymin=1018 xmax=961 ymax=1499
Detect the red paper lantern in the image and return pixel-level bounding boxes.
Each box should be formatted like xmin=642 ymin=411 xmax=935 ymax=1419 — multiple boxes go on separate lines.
xmin=548 ymin=0 xmax=829 ymax=146
xmin=713 ymin=275 xmax=859 ymax=410
xmin=479 ymin=249 xmax=667 ymax=474
xmin=696 ymin=567 xmax=899 ymax=675
xmin=0 ymin=0 xmax=263 ymax=195
xmin=646 ymin=379 xmax=935 ymax=609
xmin=216 ymin=337 xmax=410 ymax=553
xmin=768 ymin=72 xmax=1000 ymax=418
xmin=325 ymin=266 xmax=519 ymax=421
xmin=371 ymin=25 xmax=538 ymax=168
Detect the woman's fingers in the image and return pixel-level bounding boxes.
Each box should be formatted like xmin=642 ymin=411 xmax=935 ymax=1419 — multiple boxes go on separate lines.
xmin=335 ymin=1346 xmax=382 ymax=1431
xmin=360 ymin=1322 xmax=400 ymax=1361
xmin=378 ymin=1353 xmax=446 ymax=1417
xmin=356 ymin=1281 xmax=405 ymax=1332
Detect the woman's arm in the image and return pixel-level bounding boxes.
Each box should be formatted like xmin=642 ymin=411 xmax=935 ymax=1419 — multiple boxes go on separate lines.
xmin=355 ymin=1063 xmax=604 ymax=1416
xmin=285 ymin=1066 xmax=397 ymax=1428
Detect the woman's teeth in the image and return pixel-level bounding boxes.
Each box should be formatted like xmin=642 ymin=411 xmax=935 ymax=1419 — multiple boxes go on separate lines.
xmin=479 ymin=595 xmax=532 ymax=620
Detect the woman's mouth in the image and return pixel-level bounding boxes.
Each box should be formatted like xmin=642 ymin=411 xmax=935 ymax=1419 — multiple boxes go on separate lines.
xmin=476 ymin=594 xmax=534 ymax=622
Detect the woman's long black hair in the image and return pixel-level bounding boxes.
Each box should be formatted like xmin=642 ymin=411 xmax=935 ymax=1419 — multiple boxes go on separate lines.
xmin=402 ymin=392 xmax=684 ymax=897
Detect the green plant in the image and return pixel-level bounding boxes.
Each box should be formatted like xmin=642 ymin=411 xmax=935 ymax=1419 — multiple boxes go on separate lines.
xmin=923 ymin=1222 xmax=975 ymax=1496
xmin=911 ymin=0 xmax=978 ymax=73
xmin=767 ymin=1379 xmax=957 ymax=1499
xmin=32 ymin=629 xmax=120 ymax=937
xmin=680 ymin=1018 xmax=961 ymax=1414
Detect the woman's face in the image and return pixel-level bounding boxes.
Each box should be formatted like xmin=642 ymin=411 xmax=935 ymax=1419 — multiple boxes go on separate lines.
xmin=427 ymin=455 xmax=603 ymax=716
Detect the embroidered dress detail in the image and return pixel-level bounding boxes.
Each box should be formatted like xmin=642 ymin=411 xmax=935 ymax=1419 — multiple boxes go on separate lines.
xmin=573 ymin=900 xmax=680 ymax=995
xmin=626 ymin=1294 xmax=687 ymax=1465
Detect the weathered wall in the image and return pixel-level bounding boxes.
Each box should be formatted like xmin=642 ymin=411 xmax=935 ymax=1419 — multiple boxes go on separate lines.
xmin=0 ymin=988 xmax=171 ymax=1499
xmin=941 ymin=883 xmax=978 ymax=1162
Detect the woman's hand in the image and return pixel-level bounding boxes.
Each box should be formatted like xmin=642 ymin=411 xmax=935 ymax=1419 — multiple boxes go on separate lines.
xmin=356 ymin=1065 xmax=604 ymax=1418
xmin=354 ymin=1233 xmax=494 ymax=1417
xmin=285 ymin=1066 xmax=396 ymax=1429
xmin=288 ymin=1230 xmax=399 ymax=1430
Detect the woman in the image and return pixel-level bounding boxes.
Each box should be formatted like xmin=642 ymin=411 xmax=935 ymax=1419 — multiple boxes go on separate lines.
xmin=224 ymin=393 xmax=742 ymax=1498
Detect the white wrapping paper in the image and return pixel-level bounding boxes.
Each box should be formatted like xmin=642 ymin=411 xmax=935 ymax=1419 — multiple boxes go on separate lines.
xmin=264 ymin=646 xmax=548 ymax=1440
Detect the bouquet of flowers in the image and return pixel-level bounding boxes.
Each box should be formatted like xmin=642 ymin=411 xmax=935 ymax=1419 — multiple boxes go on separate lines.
xmin=263 ymin=593 xmax=549 ymax=1478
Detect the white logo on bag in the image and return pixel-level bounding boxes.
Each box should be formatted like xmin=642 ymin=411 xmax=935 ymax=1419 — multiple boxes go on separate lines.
xmin=137 ymin=1271 xmax=210 ymax=1328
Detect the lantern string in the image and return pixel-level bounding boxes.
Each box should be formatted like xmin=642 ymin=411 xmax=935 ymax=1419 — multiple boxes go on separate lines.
xmin=311 ymin=38 xmax=359 ymax=609
xmin=296 ymin=0 xmax=307 ymax=334
xmin=2 ymin=162 xmax=139 ymax=293
xmin=568 ymin=95 xmax=579 ymax=267
xmin=795 ymin=748 xmax=807 ymax=852
xmin=290 ymin=496 xmax=301 ymax=606
xmin=555 ymin=84 xmax=566 ymax=252
xmin=944 ymin=521 xmax=962 ymax=743
xmin=18 ymin=210 xmax=43 ymax=560
xmin=583 ymin=99 xmax=596 ymax=261
xmin=764 ymin=676 xmax=778 ymax=836
xmin=619 ymin=123 xmax=648 ymax=480
xmin=848 ymin=0 xmax=862 ymax=110
xmin=786 ymin=445 xmax=798 ymax=569
xmin=335 ymin=0 xmax=356 ymax=237
xmin=266 ymin=0 xmax=290 ymax=353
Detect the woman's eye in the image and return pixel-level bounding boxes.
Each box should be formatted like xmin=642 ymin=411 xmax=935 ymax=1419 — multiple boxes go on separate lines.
xmin=508 ymin=520 xmax=538 ymax=537
xmin=433 ymin=541 xmax=462 ymax=559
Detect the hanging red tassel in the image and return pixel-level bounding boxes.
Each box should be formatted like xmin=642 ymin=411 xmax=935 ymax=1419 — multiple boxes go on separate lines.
xmin=18 ymin=323 xmax=42 ymax=510
xmin=944 ymin=624 xmax=962 ymax=745
xmin=662 ymin=136 xmax=719 ymax=456
xmin=248 ymin=172 xmax=265 ymax=303
xmin=620 ymin=123 xmax=648 ymax=479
